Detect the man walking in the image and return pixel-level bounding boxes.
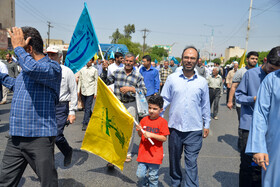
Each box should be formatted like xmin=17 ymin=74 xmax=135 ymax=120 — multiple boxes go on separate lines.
xmin=0 ymin=27 xmax=61 ymax=186
xmin=159 ymin=61 xmax=172 ymax=92
xmin=235 ymin=47 xmax=280 ymax=187
xmin=139 ymin=55 xmax=160 ymax=99
xmin=47 ymin=45 xmax=78 ymax=167
xmin=207 ymin=67 xmax=223 ymax=120
xmin=161 ymin=46 xmax=211 ymax=187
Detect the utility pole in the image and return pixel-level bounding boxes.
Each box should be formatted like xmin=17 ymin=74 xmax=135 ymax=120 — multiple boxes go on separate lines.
xmin=141 ymin=28 xmax=150 ymax=56
xmin=47 ymin=21 xmax=53 ymax=48
xmin=245 ymin=0 xmax=253 ymax=52
xmin=204 ymin=24 xmax=222 ymax=62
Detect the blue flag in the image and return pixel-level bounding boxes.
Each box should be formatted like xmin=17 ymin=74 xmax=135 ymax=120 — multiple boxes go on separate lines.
xmin=154 ymin=59 xmax=158 ymax=64
xmin=64 ymin=3 xmax=99 ymax=74
xmin=171 ymin=56 xmax=179 ymax=64
xmin=204 ymin=60 xmax=207 ymax=66
xmin=110 ymin=51 xmax=114 ymax=59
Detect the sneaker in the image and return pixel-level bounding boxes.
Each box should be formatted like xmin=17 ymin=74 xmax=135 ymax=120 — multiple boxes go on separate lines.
xmin=106 ymin=163 xmax=115 ymax=169
xmin=82 ymin=124 xmax=87 ymax=131
xmin=214 ymin=116 xmax=218 ymax=120
xmin=64 ymin=148 xmax=73 ymax=167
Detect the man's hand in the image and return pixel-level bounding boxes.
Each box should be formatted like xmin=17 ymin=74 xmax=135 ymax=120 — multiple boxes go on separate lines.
xmin=254 ymin=96 xmax=257 ymax=101
xmin=227 ymin=101 xmax=233 ymax=110
xmin=67 ymin=115 xmax=76 ymax=124
xmin=203 ymin=128 xmax=209 ymax=138
xmin=120 ymin=86 xmax=135 ymax=94
xmin=8 ymin=27 xmax=31 ymax=49
xmin=160 ymin=82 xmax=163 ymax=86
xmin=93 ymin=95 xmax=97 ymax=99
xmin=253 ymin=153 xmax=269 ymax=171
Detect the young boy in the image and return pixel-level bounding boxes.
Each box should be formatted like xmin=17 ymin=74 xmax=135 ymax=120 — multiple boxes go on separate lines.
xmin=136 ymin=95 xmax=169 ymax=187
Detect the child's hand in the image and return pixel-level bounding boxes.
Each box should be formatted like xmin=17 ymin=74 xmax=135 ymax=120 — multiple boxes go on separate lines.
xmin=143 ymin=131 xmax=153 ymax=139
xmin=136 ymin=124 xmax=142 ymax=131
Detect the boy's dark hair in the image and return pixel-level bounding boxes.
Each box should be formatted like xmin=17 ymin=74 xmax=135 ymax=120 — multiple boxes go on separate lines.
xmin=21 ymin=26 xmax=44 ymax=54
xmin=148 ymin=95 xmax=164 ymax=108
xmin=267 ymin=46 xmax=280 ymax=66
xmin=247 ymin=51 xmax=259 ymax=58
xmin=91 ymin=56 xmax=95 ymax=61
xmin=142 ymin=55 xmax=151 ymax=62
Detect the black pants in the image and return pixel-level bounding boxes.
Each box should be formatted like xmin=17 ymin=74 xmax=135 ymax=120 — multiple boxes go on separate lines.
xmin=55 ymin=102 xmax=72 ymax=157
xmin=81 ymin=94 xmax=94 ymax=126
xmin=0 ymin=136 xmax=58 ymax=187
xmin=236 ymin=106 xmax=242 ymax=151
xmin=239 ymin=129 xmax=261 ymax=187
xmin=209 ymin=88 xmax=221 ymax=117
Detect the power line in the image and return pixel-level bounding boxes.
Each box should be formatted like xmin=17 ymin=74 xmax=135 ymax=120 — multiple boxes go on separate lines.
xmin=141 ymin=28 xmax=150 ymax=56
xmin=251 ymin=0 xmax=280 ymax=19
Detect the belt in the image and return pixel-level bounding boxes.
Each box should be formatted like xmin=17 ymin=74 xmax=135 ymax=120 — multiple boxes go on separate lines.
xmin=209 ymin=88 xmax=220 ymax=90
xmin=120 ymin=98 xmax=135 ymax=103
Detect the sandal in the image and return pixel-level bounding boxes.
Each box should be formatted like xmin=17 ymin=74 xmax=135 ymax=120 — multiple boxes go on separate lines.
xmin=125 ymin=156 xmax=132 ymax=162
xmin=106 ymin=162 xmax=115 ymax=169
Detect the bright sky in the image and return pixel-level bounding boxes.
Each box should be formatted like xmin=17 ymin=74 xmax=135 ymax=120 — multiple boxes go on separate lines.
xmin=15 ymin=0 xmax=280 ymax=57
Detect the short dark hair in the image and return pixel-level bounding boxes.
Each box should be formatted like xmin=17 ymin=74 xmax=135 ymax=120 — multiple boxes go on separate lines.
xmin=267 ymin=46 xmax=280 ymax=66
xmin=21 ymin=26 xmax=44 ymax=54
xmin=247 ymin=51 xmax=259 ymax=58
xmin=148 ymin=95 xmax=164 ymax=109
xmin=6 ymin=53 xmax=11 ymax=57
xmin=142 ymin=55 xmax=151 ymax=62
xmin=181 ymin=46 xmax=200 ymax=62
xmin=91 ymin=56 xmax=95 ymax=61
xmin=115 ymin=52 xmax=123 ymax=59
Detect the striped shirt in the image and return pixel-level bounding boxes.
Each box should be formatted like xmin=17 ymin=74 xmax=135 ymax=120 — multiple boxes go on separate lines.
xmin=0 ymin=47 xmax=62 ymax=137
xmin=107 ymin=67 xmax=147 ymax=102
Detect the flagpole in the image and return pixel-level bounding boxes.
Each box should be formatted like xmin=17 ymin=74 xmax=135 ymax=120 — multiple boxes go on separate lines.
xmin=134 ymin=119 xmax=154 ymax=145
xmin=98 ymin=44 xmax=105 ymax=62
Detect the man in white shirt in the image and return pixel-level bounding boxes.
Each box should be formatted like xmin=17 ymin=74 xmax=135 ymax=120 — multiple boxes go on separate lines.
xmin=107 ymin=52 xmax=124 ymax=77
xmin=47 ymin=46 xmax=78 ymax=166
xmin=78 ymin=58 xmax=98 ymax=131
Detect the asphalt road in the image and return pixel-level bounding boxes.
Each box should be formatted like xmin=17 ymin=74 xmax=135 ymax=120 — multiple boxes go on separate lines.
xmin=0 ymin=93 xmax=240 ymax=187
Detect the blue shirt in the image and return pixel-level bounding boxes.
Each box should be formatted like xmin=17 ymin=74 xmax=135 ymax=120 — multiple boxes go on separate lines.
xmin=161 ymin=71 xmax=211 ymax=131
xmin=139 ymin=66 xmax=160 ymax=96
xmin=245 ymin=70 xmax=280 ymax=187
xmin=235 ymin=67 xmax=266 ymax=130
xmin=0 ymin=47 xmax=62 ymax=137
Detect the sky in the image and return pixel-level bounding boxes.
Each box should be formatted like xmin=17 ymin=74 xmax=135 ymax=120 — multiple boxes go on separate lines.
xmin=15 ymin=0 xmax=280 ymax=58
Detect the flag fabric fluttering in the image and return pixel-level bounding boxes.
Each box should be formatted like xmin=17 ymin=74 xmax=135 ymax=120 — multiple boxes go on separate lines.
xmin=64 ymin=2 xmax=100 ymax=74
xmin=110 ymin=51 xmax=114 ymax=59
xmin=94 ymin=53 xmax=99 ymax=60
xmin=81 ymin=77 xmax=134 ymax=171
xmin=154 ymin=59 xmax=158 ymax=64
xmin=171 ymin=56 xmax=179 ymax=64
xmin=135 ymin=54 xmax=139 ymax=61
xmin=204 ymin=60 xmax=207 ymax=66
xmin=239 ymin=50 xmax=247 ymax=69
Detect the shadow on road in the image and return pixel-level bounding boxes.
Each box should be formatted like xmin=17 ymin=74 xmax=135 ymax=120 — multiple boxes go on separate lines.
xmin=158 ymin=167 xmax=171 ymax=186
xmin=55 ymin=149 xmax=89 ymax=169
xmin=0 ymin=109 xmax=11 ymax=115
xmin=217 ymin=134 xmax=239 ymax=152
xmin=213 ymin=171 xmax=239 ymax=187
xmin=87 ymin=166 xmax=136 ymax=185
xmin=58 ymin=178 xmax=85 ymax=187
xmin=0 ymin=123 xmax=9 ymax=133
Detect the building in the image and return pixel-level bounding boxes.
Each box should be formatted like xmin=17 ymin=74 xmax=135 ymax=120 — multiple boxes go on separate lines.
xmin=225 ymin=46 xmax=245 ymax=62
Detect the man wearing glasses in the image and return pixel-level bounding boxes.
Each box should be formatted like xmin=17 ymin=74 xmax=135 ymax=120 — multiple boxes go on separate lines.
xmin=161 ymin=46 xmax=211 ymax=187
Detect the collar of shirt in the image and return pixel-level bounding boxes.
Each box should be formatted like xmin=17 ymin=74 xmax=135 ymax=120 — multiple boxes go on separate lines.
xmin=179 ymin=71 xmax=198 ymax=82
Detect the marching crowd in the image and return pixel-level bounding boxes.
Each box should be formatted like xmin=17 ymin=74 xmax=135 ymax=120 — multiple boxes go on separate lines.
xmin=0 ymin=26 xmax=279 ymax=187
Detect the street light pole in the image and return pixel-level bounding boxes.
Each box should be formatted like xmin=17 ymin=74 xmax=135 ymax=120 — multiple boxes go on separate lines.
xmin=245 ymin=0 xmax=253 ymax=52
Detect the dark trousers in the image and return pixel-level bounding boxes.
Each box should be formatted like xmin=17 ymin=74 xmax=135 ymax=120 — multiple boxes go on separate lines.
xmin=236 ymin=106 xmax=242 ymax=150
xmin=81 ymin=94 xmax=94 ymax=125
xmin=0 ymin=83 xmax=2 ymax=101
xmin=55 ymin=102 xmax=72 ymax=157
xmin=239 ymin=129 xmax=261 ymax=187
xmin=0 ymin=136 xmax=58 ymax=187
xmin=169 ymin=128 xmax=202 ymax=187
xmin=209 ymin=88 xmax=221 ymax=117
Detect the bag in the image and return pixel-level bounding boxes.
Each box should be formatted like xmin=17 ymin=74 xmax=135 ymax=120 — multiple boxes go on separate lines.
xmin=135 ymin=91 xmax=149 ymax=117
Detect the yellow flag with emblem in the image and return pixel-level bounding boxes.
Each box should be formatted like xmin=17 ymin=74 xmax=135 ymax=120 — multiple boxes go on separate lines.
xmin=81 ymin=77 xmax=134 ymax=171
xmin=239 ymin=50 xmax=247 ymax=68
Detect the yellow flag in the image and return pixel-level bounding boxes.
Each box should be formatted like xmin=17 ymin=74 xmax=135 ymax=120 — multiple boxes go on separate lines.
xmin=81 ymin=77 xmax=134 ymax=171
xmin=94 ymin=53 xmax=99 ymax=60
xmin=239 ymin=50 xmax=247 ymax=68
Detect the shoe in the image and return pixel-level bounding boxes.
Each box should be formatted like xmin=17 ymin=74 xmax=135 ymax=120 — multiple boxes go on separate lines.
xmin=64 ymin=148 xmax=73 ymax=167
xmin=214 ymin=116 xmax=218 ymax=120
xmin=106 ymin=163 xmax=115 ymax=169
xmin=125 ymin=155 xmax=132 ymax=162
xmin=82 ymin=124 xmax=87 ymax=131
xmin=0 ymin=101 xmax=6 ymax=105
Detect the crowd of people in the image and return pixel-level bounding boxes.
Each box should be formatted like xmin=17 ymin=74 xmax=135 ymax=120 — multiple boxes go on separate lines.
xmin=0 ymin=26 xmax=279 ymax=187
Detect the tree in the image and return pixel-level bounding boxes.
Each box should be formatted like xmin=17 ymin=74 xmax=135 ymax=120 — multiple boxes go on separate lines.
xmin=124 ymin=24 xmax=135 ymax=39
xmin=110 ymin=28 xmax=124 ymax=44
xmin=117 ymin=38 xmax=142 ymax=57
xmin=212 ymin=58 xmax=221 ymax=65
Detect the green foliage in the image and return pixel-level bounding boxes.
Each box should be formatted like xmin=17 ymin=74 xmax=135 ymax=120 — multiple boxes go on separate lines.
xmin=147 ymin=46 xmax=168 ymax=62
xmin=117 ymin=38 xmax=142 ymax=57
xmin=212 ymin=58 xmax=221 ymax=64
xmin=110 ymin=28 xmax=124 ymax=44
xmin=0 ymin=49 xmax=14 ymax=60
xmin=123 ymin=24 xmax=135 ymax=39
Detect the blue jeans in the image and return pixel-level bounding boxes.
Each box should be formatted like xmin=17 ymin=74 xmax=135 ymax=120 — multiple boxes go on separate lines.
xmin=136 ymin=162 xmax=160 ymax=187
xmin=169 ymin=129 xmax=202 ymax=187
